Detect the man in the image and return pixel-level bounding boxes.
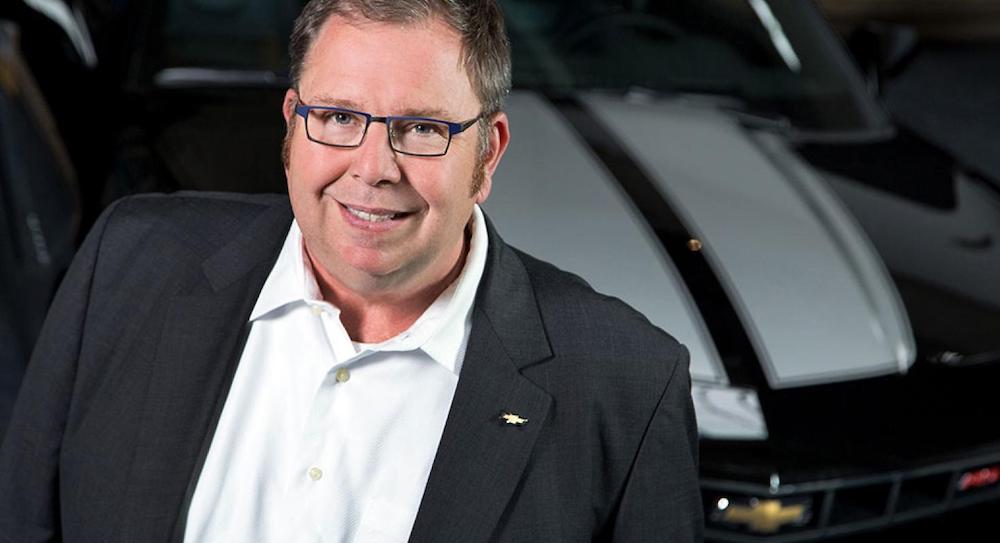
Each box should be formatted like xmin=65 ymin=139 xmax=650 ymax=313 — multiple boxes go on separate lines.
xmin=0 ymin=0 xmax=702 ymax=541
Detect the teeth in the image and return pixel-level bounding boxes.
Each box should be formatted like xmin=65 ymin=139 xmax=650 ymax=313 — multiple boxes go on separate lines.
xmin=347 ymin=206 xmax=397 ymax=222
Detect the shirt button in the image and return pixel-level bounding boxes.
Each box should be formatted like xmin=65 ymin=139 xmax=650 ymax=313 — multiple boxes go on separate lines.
xmin=310 ymin=305 xmax=323 ymax=316
xmin=308 ymin=467 xmax=323 ymax=481
xmin=335 ymin=368 xmax=350 ymax=383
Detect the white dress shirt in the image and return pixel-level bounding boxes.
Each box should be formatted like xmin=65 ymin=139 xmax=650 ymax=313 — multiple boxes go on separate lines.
xmin=184 ymin=206 xmax=488 ymax=543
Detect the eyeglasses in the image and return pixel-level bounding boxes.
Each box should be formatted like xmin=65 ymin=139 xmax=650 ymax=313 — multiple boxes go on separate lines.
xmin=294 ymin=102 xmax=482 ymax=157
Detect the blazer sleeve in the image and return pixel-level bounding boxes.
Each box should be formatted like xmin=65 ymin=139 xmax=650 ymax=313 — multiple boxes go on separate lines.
xmin=611 ymin=345 xmax=704 ymax=542
xmin=0 ymin=200 xmax=120 ymax=542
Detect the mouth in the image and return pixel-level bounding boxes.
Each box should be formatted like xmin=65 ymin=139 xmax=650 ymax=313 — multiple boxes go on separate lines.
xmin=346 ymin=206 xmax=399 ymax=222
xmin=339 ymin=203 xmax=416 ymax=227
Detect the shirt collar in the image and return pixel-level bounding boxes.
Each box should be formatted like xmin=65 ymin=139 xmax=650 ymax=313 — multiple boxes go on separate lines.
xmin=248 ymin=220 xmax=319 ymax=321
xmin=249 ymin=205 xmax=489 ymax=375
xmin=415 ymin=204 xmax=488 ymax=374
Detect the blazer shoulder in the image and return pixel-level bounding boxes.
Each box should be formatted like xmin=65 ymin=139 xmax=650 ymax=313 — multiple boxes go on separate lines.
xmin=511 ymin=247 xmax=686 ymax=369
xmin=107 ymin=191 xmax=288 ymax=225
xmin=96 ymin=191 xmax=290 ymax=250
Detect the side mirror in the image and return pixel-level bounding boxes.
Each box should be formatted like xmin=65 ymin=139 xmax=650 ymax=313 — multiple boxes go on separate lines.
xmin=847 ymin=22 xmax=919 ymax=96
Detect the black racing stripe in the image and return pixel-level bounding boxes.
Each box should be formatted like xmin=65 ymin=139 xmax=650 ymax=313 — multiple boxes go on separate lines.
xmin=548 ymin=95 xmax=768 ymax=390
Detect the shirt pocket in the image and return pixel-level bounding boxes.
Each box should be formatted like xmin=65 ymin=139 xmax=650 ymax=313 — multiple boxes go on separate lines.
xmin=354 ymin=496 xmax=417 ymax=543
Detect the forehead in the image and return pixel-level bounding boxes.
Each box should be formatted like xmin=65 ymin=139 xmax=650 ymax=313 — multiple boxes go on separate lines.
xmin=299 ymin=14 xmax=478 ymax=114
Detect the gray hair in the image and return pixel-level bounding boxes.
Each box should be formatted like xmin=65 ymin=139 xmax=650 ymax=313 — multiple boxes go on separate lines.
xmin=288 ymin=0 xmax=512 ymax=117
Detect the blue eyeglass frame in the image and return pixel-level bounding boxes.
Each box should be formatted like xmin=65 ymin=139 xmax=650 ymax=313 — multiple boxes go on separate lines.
xmin=294 ymin=103 xmax=481 ymax=157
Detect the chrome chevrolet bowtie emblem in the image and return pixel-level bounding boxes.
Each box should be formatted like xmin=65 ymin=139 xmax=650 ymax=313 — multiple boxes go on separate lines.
xmin=500 ymin=412 xmax=528 ymax=426
xmin=721 ymin=499 xmax=808 ymax=533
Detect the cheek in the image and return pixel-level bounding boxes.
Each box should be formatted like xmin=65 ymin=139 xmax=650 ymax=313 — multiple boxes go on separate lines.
xmin=405 ymin=169 xmax=456 ymax=209
xmin=288 ymin=143 xmax=348 ymax=195
xmin=414 ymin=148 xmax=480 ymax=204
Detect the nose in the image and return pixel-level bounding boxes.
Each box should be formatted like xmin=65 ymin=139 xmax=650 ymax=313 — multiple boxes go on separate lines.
xmin=350 ymin=122 xmax=402 ymax=186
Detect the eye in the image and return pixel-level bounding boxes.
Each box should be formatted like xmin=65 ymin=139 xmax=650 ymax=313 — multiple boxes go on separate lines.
xmin=398 ymin=120 xmax=448 ymax=138
xmin=332 ymin=112 xmax=354 ymax=125
xmin=314 ymin=109 xmax=358 ymax=126
xmin=316 ymin=111 xmax=354 ymax=124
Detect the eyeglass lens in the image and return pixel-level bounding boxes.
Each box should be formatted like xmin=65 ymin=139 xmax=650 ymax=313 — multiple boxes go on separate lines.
xmin=305 ymin=109 xmax=452 ymax=156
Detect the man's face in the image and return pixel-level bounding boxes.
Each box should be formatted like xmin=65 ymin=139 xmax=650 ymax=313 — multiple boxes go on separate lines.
xmin=282 ymin=15 xmax=508 ymax=298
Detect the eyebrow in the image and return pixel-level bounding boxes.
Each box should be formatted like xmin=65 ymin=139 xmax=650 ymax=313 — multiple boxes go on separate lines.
xmin=305 ymin=94 xmax=453 ymax=120
xmin=308 ymin=94 xmax=362 ymax=110
xmin=395 ymin=107 xmax=452 ymax=119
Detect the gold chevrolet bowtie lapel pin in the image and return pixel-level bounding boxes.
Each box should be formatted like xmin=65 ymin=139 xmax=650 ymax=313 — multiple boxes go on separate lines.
xmin=500 ymin=412 xmax=528 ymax=426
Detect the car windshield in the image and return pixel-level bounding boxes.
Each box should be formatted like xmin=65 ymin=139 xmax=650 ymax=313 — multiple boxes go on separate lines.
xmin=148 ymin=0 xmax=887 ymax=132
xmin=504 ymin=0 xmax=887 ymax=132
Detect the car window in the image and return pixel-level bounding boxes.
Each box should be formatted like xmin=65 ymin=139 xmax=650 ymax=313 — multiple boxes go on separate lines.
xmin=504 ymin=0 xmax=888 ymax=133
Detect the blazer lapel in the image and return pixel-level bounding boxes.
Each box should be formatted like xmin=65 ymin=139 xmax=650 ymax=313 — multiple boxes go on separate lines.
xmin=117 ymin=200 xmax=292 ymax=543
xmin=409 ymin=221 xmax=554 ymax=543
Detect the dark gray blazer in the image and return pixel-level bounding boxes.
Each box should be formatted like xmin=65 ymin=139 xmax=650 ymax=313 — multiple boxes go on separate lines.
xmin=0 ymin=192 xmax=702 ymax=542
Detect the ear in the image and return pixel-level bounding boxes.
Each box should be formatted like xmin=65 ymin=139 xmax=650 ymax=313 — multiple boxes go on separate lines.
xmin=282 ymin=88 xmax=299 ymax=126
xmin=474 ymin=111 xmax=511 ymax=204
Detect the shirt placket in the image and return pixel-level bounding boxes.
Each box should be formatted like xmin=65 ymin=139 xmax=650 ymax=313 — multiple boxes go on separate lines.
xmin=290 ymin=304 xmax=369 ymax=540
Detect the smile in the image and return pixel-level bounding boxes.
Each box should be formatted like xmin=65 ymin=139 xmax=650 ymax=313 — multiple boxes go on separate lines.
xmin=346 ymin=206 xmax=398 ymax=222
xmin=338 ymin=202 xmax=416 ymax=230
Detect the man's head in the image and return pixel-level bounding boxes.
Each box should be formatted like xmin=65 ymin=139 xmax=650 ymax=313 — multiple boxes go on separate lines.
xmin=282 ymin=0 xmax=511 ymax=192
xmin=280 ymin=0 xmax=511 ymax=303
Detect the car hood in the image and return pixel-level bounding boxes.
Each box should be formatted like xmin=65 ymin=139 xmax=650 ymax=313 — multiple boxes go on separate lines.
xmin=799 ymin=131 xmax=1000 ymax=367
xmin=486 ymin=91 xmax=916 ymax=396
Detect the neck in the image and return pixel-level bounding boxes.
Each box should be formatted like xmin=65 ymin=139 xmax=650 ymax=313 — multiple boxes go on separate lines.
xmin=306 ymin=232 xmax=470 ymax=343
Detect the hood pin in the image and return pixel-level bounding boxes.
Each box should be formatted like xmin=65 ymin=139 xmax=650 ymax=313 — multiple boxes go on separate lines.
xmin=500 ymin=412 xmax=528 ymax=426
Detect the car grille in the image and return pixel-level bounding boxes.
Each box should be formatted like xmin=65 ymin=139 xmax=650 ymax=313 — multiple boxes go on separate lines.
xmin=702 ymin=450 xmax=1000 ymax=541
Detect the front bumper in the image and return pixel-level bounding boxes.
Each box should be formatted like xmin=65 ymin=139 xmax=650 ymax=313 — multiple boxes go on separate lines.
xmin=702 ymin=447 xmax=1000 ymax=541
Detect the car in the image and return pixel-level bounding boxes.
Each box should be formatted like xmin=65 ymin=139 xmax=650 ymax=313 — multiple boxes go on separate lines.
xmin=0 ymin=19 xmax=82 ymax=437
xmin=6 ymin=0 xmax=1000 ymax=540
